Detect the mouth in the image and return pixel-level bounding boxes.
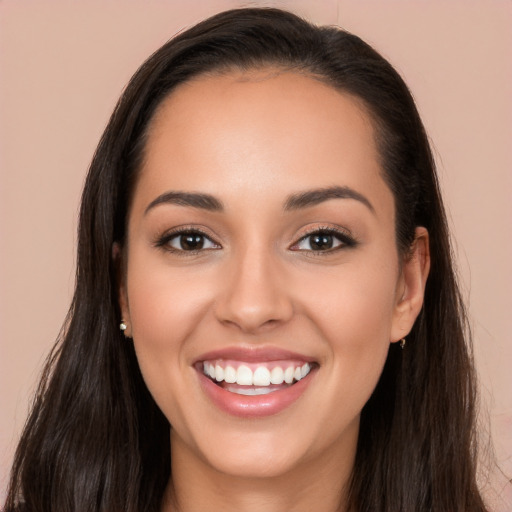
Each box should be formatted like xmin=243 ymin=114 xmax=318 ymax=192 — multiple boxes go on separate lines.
xmin=200 ymin=359 xmax=313 ymax=395
xmin=194 ymin=352 xmax=318 ymax=417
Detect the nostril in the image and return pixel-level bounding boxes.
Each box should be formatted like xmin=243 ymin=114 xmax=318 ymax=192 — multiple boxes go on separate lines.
xmin=213 ymin=267 xmax=294 ymax=332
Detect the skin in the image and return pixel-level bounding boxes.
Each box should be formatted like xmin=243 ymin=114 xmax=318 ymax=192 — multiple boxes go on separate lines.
xmin=119 ymin=69 xmax=430 ymax=512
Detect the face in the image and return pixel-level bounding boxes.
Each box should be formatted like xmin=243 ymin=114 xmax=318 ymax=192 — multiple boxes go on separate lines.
xmin=119 ymin=70 xmax=428 ymax=481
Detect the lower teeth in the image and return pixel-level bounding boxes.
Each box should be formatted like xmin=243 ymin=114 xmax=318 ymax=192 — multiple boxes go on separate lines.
xmin=225 ymin=386 xmax=283 ymax=396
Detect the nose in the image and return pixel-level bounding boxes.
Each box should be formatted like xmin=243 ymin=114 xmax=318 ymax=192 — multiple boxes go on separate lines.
xmin=214 ymin=246 xmax=294 ymax=334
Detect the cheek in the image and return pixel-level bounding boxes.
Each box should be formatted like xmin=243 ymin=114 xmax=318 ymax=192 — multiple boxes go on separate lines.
xmin=299 ymin=255 xmax=399 ymax=346
xmin=124 ymin=252 xmax=214 ymax=416
xmin=296 ymin=255 xmax=398 ymax=408
xmin=126 ymin=248 xmax=214 ymax=342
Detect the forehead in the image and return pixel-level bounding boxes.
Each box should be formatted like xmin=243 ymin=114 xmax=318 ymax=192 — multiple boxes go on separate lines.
xmin=135 ymin=69 xmax=391 ymax=216
xmin=148 ymin=68 xmax=377 ymax=153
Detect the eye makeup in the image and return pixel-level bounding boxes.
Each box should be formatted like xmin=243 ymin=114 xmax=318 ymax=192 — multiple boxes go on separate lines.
xmin=153 ymin=225 xmax=221 ymax=255
xmin=290 ymin=225 xmax=358 ymax=254
xmin=152 ymin=222 xmax=358 ymax=257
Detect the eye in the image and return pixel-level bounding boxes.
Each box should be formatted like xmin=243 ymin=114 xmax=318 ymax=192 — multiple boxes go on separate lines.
xmin=290 ymin=229 xmax=356 ymax=252
xmin=156 ymin=229 xmax=220 ymax=252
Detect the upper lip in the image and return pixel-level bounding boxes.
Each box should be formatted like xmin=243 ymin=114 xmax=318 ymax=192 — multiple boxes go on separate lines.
xmin=194 ymin=346 xmax=316 ymax=364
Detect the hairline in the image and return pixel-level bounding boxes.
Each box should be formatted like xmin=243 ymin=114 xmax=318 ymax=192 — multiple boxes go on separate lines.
xmin=127 ymin=63 xmax=402 ymax=250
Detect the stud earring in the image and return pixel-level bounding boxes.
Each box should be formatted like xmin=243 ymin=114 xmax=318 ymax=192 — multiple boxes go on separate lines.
xmin=120 ymin=321 xmax=127 ymax=332
xmin=400 ymin=338 xmax=406 ymax=349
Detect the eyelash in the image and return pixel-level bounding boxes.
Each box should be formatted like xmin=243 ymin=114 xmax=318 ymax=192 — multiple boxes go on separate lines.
xmin=289 ymin=226 xmax=357 ymax=254
xmin=153 ymin=226 xmax=357 ymax=255
xmin=153 ymin=226 xmax=220 ymax=255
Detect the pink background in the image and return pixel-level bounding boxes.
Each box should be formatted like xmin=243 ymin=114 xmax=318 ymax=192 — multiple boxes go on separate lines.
xmin=1 ymin=0 xmax=511 ymax=506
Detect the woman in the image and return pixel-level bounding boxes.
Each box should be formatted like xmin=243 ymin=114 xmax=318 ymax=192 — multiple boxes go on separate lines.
xmin=4 ymin=7 xmax=489 ymax=512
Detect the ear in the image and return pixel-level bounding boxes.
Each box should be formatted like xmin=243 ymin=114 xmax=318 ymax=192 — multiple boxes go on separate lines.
xmin=112 ymin=242 xmax=132 ymax=337
xmin=390 ymin=227 xmax=430 ymax=343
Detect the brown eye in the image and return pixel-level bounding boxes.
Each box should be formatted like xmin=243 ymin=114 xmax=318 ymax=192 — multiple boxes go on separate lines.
xmin=162 ymin=230 xmax=220 ymax=252
xmin=291 ymin=229 xmax=356 ymax=253
xmin=309 ymin=233 xmax=334 ymax=251
xmin=179 ymin=233 xmax=205 ymax=250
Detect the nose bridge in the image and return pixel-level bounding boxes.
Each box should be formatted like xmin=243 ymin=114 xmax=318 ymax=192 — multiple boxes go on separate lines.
xmin=215 ymin=239 xmax=293 ymax=332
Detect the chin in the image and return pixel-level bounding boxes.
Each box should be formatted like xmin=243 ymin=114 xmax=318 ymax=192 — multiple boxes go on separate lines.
xmin=177 ymin=422 xmax=313 ymax=479
xmin=205 ymin=446 xmax=305 ymax=480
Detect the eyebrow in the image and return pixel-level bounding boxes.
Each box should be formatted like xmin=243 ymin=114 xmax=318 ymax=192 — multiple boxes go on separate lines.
xmin=144 ymin=185 xmax=375 ymax=215
xmin=284 ymin=186 xmax=375 ymax=213
xmin=145 ymin=191 xmax=224 ymax=215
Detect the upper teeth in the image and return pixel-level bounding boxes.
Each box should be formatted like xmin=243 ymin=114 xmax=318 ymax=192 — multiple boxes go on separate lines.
xmin=203 ymin=361 xmax=311 ymax=386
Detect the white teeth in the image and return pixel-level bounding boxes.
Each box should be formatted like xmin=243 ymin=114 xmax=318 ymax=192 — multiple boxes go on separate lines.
xmin=236 ymin=365 xmax=253 ymax=385
xmin=226 ymin=386 xmax=277 ymax=396
xmin=284 ymin=366 xmax=294 ymax=384
xmin=215 ymin=364 xmax=224 ymax=382
xmin=202 ymin=361 xmax=312 ymax=387
xmin=270 ymin=366 xmax=284 ymax=385
xmin=224 ymin=365 xmax=237 ymax=383
xmin=252 ymin=367 xmax=271 ymax=386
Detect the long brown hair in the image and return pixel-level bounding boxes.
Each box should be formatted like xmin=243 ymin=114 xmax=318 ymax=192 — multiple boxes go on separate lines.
xmin=4 ymin=8 xmax=487 ymax=511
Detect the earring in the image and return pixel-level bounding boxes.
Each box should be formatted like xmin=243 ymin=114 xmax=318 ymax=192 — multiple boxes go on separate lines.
xmin=400 ymin=338 xmax=406 ymax=349
xmin=120 ymin=321 xmax=127 ymax=332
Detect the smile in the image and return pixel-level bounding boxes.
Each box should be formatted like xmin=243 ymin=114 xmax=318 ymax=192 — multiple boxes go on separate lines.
xmin=195 ymin=351 xmax=317 ymax=417
xmin=202 ymin=360 xmax=312 ymax=393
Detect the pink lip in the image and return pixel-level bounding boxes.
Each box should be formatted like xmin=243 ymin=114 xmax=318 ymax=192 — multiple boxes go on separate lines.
xmin=197 ymin=370 xmax=317 ymax=417
xmin=194 ymin=346 xmax=315 ymax=364
xmin=194 ymin=346 xmax=317 ymax=418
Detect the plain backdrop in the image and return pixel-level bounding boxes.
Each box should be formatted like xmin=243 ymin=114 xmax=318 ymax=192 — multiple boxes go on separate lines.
xmin=1 ymin=0 xmax=511 ymax=506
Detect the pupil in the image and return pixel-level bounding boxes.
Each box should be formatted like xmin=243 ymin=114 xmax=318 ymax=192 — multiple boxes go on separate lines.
xmin=310 ymin=234 xmax=333 ymax=250
xmin=180 ymin=233 xmax=204 ymax=250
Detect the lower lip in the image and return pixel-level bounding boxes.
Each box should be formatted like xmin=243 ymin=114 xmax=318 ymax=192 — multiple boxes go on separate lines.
xmin=197 ymin=368 xmax=316 ymax=418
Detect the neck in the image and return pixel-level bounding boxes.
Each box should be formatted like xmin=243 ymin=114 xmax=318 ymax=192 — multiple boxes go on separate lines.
xmin=161 ymin=424 xmax=357 ymax=512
